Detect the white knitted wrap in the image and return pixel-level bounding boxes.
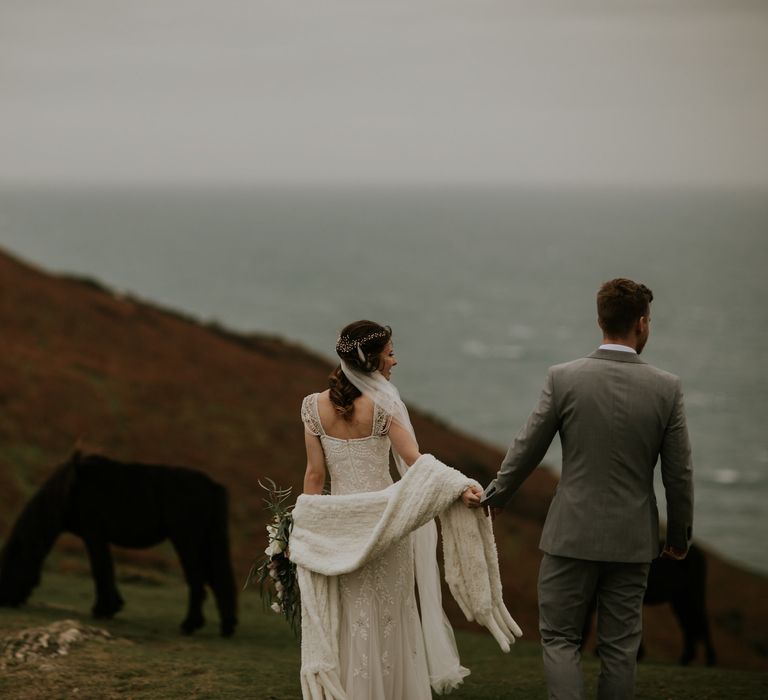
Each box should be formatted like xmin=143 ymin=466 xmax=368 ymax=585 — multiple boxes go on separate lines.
xmin=290 ymin=454 xmax=522 ymax=699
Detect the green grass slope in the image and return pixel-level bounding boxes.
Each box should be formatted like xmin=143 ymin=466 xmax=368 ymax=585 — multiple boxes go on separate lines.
xmin=1 ymin=572 xmax=765 ymax=699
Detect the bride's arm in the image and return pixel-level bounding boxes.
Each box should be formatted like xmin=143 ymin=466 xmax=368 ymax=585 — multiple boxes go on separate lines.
xmin=388 ymin=420 xmax=421 ymax=466
xmin=389 ymin=420 xmax=482 ymax=508
xmin=302 ymin=432 xmax=326 ymax=494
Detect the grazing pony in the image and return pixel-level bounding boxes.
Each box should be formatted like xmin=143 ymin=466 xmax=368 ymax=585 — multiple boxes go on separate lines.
xmin=582 ymin=543 xmax=716 ymax=666
xmin=0 ymin=452 xmax=237 ymax=637
xmin=641 ymin=543 xmax=716 ymax=666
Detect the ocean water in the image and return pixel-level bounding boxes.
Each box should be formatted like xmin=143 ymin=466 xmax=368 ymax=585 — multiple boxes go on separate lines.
xmin=1 ymin=186 xmax=766 ymax=573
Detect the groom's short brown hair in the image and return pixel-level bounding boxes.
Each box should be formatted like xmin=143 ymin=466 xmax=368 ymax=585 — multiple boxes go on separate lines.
xmin=597 ymin=278 xmax=654 ymax=336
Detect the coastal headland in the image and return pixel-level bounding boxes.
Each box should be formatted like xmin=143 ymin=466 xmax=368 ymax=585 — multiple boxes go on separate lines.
xmin=0 ymin=247 xmax=765 ymax=671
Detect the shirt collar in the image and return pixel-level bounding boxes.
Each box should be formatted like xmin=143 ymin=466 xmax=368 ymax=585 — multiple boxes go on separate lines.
xmin=598 ymin=343 xmax=637 ymax=354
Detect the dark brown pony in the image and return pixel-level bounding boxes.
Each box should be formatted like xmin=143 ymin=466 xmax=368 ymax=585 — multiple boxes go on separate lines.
xmin=640 ymin=543 xmax=716 ymax=665
xmin=0 ymin=452 xmax=237 ymax=637
xmin=582 ymin=543 xmax=716 ymax=666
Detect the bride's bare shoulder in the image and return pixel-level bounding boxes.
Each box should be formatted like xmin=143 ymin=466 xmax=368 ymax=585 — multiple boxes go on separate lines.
xmin=317 ymin=390 xmax=374 ymax=431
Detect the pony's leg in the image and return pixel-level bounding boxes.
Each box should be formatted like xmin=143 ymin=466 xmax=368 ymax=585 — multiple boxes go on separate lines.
xmin=693 ymin=567 xmax=716 ymax=666
xmin=171 ymin=538 xmax=206 ymax=634
xmin=670 ymin=597 xmax=697 ymax=665
xmin=703 ymin=618 xmax=717 ymax=666
xmin=679 ymin=589 xmax=716 ymax=666
xmin=83 ymin=536 xmax=124 ymax=618
xmin=206 ymin=541 xmax=237 ymax=637
xmin=201 ymin=485 xmax=237 ymax=637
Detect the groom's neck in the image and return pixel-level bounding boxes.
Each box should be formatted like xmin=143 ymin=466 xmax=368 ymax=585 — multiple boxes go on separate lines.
xmin=601 ymin=335 xmax=639 ymax=352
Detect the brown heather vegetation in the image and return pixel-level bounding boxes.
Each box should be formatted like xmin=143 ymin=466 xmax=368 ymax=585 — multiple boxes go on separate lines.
xmin=0 ymin=247 xmax=766 ymax=671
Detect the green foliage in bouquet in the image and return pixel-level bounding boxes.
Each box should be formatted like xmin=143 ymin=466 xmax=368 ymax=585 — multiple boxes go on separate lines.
xmin=243 ymin=478 xmax=300 ymax=637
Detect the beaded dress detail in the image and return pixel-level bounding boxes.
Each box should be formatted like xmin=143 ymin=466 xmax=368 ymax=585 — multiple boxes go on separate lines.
xmin=301 ymin=393 xmax=431 ymax=700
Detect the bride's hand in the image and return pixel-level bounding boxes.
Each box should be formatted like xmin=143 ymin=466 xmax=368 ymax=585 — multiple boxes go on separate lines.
xmin=461 ymin=485 xmax=483 ymax=508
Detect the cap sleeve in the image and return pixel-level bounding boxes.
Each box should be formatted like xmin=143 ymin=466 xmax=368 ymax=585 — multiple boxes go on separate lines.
xmin=300 ymin=393 xmax=323 ymax=436
xmin=373 ymin=403 xmax=392 ymax=437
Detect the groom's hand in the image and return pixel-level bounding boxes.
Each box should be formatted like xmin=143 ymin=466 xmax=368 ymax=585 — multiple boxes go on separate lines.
xmin=660 ymin=544 xmax=688 ymax=560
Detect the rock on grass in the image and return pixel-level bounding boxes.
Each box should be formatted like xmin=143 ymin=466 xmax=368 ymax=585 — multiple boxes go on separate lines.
xmin=0 ymin=619 xmax=115 ymax=669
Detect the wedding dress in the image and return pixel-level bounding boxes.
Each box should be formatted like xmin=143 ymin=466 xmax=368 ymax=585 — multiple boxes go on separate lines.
xmin=301 ymin=392 xmax=433 ymax=699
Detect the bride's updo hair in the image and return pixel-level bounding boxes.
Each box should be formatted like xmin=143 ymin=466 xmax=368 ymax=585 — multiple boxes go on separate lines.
xmin=329 ymin=320 xmax=392 ymax=421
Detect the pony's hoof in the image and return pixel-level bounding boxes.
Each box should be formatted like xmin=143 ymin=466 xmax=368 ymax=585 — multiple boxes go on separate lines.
xmin=180 ymin=616 xmax=205 ymax=635
xmin=92 ymin=597 xmax=124 ymax=619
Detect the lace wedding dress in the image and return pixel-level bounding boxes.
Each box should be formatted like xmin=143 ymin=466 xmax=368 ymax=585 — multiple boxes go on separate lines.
xmin=301 ymin=393 xmax=432 ymax=700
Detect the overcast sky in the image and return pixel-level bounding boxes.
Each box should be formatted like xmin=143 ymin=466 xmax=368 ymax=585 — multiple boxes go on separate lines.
xmin=2 ymin=0 xmax=767 ymax=189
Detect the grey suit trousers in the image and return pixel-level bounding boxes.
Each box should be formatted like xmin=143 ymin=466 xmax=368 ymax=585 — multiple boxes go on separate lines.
xmin=538 ymin=554 xmax=650 ymax=700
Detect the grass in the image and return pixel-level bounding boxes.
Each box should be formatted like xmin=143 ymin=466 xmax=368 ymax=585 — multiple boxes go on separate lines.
xmin=1 ymin=570 xmax=765 ymax=700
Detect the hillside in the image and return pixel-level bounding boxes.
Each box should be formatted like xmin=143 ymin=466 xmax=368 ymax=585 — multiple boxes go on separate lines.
xmin=0 ymin=247 xmax=766 ymax=670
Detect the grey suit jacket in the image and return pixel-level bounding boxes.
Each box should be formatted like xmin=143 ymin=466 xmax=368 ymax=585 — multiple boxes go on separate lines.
xmin=483 ymin=349 xmax=693 ymax=563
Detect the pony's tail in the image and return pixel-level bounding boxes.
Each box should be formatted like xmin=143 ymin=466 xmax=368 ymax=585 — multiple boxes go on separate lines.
xmin=205 ymin=482 xmax=237 ymax=636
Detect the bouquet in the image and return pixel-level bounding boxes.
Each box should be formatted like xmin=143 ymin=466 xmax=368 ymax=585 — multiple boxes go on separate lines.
xmin=243 ymin=478 xmax=300 ymax=636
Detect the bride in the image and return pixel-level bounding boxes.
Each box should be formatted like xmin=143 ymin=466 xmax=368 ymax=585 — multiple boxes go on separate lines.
xmin=299 ymin=320 xmax=483 ymax=699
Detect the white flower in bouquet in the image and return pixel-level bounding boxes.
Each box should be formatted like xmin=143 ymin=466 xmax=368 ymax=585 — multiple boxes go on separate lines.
xmin=244 ymin=478 xmax=299 ymax=636
xmin=264 ymin=537 xmax=287 ymax=557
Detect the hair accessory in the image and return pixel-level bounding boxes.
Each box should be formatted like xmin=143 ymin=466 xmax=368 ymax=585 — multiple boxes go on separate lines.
xmin=335 ymin=329 xmax=389 ymax=355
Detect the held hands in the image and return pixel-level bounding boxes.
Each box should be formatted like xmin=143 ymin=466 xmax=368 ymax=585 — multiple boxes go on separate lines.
xmin=461 ymin=485 xmax=483 ymax=508
xmin=460 ymin=485 xmax=501 ymax=521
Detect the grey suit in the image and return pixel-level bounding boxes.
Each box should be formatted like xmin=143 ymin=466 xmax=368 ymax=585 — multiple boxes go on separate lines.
xmin=484 ymin=348 xmax=693 ymax=699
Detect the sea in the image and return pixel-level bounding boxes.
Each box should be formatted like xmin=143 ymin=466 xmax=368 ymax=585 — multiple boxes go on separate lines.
xmin=1 ymin=185 xmax=766 ymax=574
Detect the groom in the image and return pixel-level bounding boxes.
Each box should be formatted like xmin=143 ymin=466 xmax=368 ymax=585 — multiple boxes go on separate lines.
xmin=481 ymin=278 xmax=693 ymax=700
